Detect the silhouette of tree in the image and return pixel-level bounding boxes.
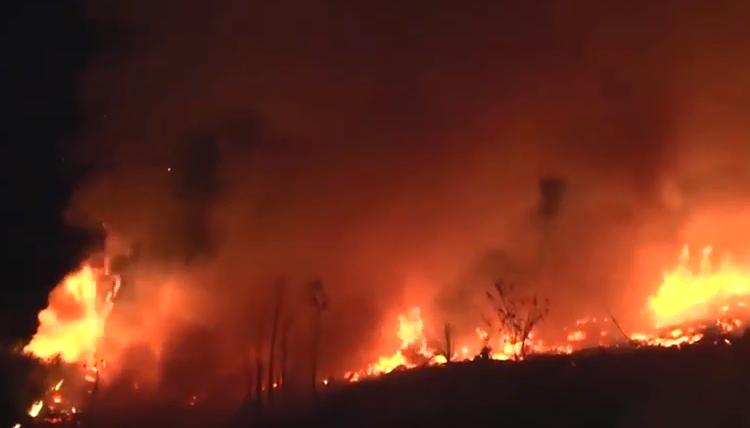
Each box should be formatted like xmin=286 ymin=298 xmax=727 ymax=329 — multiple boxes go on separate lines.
xmin=309 ymin=278 xmax=328 ymax=401
xmin=486 ymin=280 xmax=549 ymax=360
xmin=267 ymin=278 xmax=285 ymax=406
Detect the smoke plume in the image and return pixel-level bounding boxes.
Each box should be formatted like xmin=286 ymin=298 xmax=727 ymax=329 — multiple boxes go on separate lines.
xmin=67 ymin=0 xmax=750 ymax=376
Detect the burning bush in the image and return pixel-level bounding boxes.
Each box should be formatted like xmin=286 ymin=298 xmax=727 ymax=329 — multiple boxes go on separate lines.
xmin=486 ymin=280 xmax=550 ymax=360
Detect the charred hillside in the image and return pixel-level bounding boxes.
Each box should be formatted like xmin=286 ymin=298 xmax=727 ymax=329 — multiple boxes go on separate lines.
xmin=278 ymin=333 xmax=750 ymax=428
xmin=5 ymin=330 xmax=750 ymax=428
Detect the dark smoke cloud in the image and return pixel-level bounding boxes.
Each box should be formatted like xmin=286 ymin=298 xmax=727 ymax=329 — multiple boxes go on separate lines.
xmin=69 ymin=0 xmax=750 ymax=374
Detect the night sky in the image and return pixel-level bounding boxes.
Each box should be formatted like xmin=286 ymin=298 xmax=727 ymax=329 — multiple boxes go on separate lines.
xmin=4 ymin=0 xmax=750 ymax=374
xmin=2 ymin=0 xmax=102 ymax=341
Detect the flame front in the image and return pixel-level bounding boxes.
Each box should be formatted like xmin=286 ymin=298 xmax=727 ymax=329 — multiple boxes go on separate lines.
xmin=24 ymin=262 xmax=119 ymax=363
xmin=345 ymin=245 xmax=750 ymax=381
xmin=17 ymin=257 xmax=119 ymax=426
xmin=647 ymin=245 xmax=750 ymax=327
xmin=344 ymin=308 xmax=431 ymax=380
xmin=17 ymin=244 xmax=750 ymax=406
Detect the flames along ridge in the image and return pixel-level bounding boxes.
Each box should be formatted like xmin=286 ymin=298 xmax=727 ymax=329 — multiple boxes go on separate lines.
xmin=15 ymin=244 xmax=750 ymax=424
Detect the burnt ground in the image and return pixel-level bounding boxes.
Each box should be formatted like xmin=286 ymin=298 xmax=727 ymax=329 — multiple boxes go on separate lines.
xmin=4 ymin=332 xmax=750 ymax=428
xmin=278 ymin=331 xmax=750 ymax=428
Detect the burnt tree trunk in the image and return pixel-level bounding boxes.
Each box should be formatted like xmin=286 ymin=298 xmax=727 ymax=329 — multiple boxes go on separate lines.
xmin=312 ymin=308 xmax=321 ymax=402
xmin=254 ymin=357 xmax=264 ymax=423
xmin=443 ymin=323 xmax=453 ymax=362
xmin=266 ymin=281 xmax=284 ymax=407
xmin=309 ymin=279 xmax=328 ymax=404
xmin=279 ymin=316 xmax=292 ymax=392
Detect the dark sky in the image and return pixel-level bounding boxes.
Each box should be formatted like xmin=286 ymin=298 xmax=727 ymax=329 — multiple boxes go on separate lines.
xmin=2 ymin=0 xmax=102 ymax=341
xmin=6 ymin=0 xmax=750 ymax=376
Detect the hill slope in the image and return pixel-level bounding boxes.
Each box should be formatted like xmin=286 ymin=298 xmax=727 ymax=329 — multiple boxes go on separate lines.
xmin=283 ymin=337 xmax=750 ymax=428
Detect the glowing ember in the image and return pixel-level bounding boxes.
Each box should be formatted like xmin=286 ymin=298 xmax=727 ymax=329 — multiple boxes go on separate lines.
xmin=28 ymin=400 xmax=43 ymax=417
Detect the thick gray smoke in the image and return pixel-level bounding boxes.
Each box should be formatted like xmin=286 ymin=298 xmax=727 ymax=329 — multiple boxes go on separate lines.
xmin=68 ymin=0 xmax=750 ymax=376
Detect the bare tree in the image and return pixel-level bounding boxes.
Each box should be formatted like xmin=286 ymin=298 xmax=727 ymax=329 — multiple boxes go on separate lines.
xmin=478 ymin=337 xmax=492 ymax=361
xmin=440 ymin=323 xmax=454 ymax=363
xmin=242 ymin=353 xmax=254 ymax=404
xmin=486 ymin=280 xmax=549 ymax=360
xmin=252 ymin=323 xmax=265 ymax=421
xmin=279 ymin=315 xmax=294 ymax=392
xmin=254 ymin=357 xmax=264 ymax=424
xmin=309 ymin=279 xmax=329 ymax=401
xmin=266 ymin=279 xmax=285 ymax=407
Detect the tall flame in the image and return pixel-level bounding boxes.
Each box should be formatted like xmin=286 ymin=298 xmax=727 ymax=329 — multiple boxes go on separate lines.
xmin=24 ymin=259 xmax=120 ymax=363
xmin=648 ymin=245 xmax=750 ymax=327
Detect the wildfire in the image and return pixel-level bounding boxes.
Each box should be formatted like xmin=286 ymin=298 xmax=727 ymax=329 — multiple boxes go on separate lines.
xmin=24 ymin=261 xmax=120 ymax=363
xmin=647 ymin=245 xmax=750 ymax=327
xmin=344 ymin=245 xmax=750 ymax=381
xmin=17 ymin=257 xmax=120 ymax=426
xmin=15 ymin=243 xmax=750 ymax=414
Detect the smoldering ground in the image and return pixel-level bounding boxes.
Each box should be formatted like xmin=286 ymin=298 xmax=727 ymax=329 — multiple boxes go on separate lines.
xmin=63 ymin=0 xmax=750 ymax=377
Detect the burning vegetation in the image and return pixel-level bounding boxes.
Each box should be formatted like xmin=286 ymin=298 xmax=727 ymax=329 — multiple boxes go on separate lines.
xmin=10 ymin=238 xmax=750 ymax=428
xmin=13 ymin=260 xmax=115 ymax=427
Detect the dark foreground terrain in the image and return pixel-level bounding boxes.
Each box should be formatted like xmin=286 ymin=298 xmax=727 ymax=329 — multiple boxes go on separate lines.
xmin=5 ymin=331 xmax=750 ymax=428
xmin=291 ymin=337 xmax=750 ymax=428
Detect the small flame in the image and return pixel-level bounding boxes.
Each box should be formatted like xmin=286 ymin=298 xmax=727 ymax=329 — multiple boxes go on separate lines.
xmin=28 ymin=401 xmax=43 ymax=417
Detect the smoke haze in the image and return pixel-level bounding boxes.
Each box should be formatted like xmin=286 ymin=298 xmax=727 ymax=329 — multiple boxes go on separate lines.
xmin=66 ymin=0 xmax=750 ymax=375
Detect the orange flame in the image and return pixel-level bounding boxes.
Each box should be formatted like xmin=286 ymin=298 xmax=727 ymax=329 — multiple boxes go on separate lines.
xmin=647 ymin=245 xmax=750 ymax=327
xmin=19 ymin=244 xmax=750 ymax=398
xmin=344 ymin=244 xmax=750 ymax=382
xmin=16 ymin=257 xmax=119 ymax=427
xmin=24 ymin=261 xmax=120 ymax=363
